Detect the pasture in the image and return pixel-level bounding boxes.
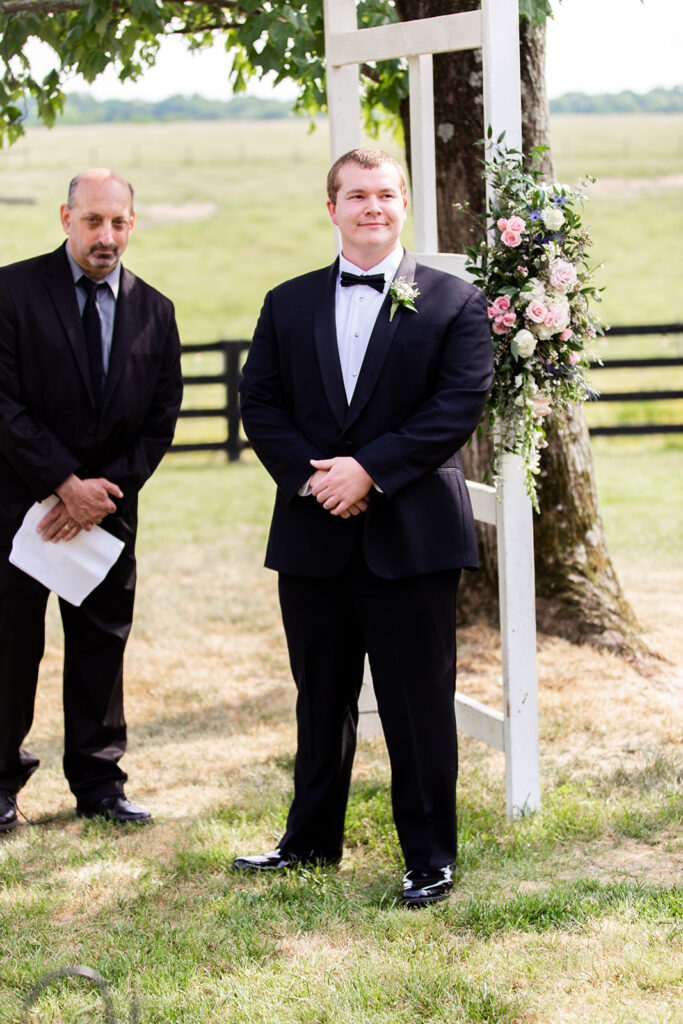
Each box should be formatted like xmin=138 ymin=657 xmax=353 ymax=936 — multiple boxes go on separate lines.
xmin=0 ymin=115 xmax=681 ymax=1023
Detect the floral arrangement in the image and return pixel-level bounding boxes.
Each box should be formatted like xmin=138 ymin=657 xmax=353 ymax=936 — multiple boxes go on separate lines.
xmin=389 ymin=276 xmax=419 ymax=321
xmin=463 ymin=138 xmax=602 ymax=510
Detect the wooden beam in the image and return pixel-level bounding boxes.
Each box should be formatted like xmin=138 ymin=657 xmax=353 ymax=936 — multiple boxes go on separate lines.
xmin=456 ymin=693 xmax=505 ymax=751
xmin=327 ymin=11 xmax=482 ymax=67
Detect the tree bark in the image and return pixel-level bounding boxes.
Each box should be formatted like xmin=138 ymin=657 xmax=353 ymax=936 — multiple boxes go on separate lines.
xmin=394 ymin=0 xmax=645 ymax=656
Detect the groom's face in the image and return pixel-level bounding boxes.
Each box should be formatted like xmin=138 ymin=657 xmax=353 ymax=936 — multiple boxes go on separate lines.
xmin=327 ymin=161 xmax=407 ymax=270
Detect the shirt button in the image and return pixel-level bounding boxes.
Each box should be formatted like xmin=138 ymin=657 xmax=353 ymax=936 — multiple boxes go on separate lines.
xmin=353 ymin=331 xmax=359 ymax=338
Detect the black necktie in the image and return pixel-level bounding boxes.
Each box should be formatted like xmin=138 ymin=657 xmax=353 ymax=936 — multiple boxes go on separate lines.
xmin=78 ymin=276 xmax=104 ymax=405
xmin=340 ymin=271 xmax=385 ymax=293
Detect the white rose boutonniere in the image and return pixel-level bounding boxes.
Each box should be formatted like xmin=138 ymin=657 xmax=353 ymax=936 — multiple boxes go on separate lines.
xmin=389 ymin=277 xmax=420 ymax=322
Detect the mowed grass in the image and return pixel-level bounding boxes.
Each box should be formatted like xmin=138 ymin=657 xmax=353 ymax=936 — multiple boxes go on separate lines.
xmin=1 ymin=451 xmax=681 ymax=1024
xmin=0 ymin=115 xmax=682 ymax=1022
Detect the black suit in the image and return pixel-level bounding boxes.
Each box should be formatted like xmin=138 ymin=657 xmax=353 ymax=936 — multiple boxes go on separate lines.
xmin=0 ymin=243 xmax=182 ymax=801
xmin=239 ymin=251 xmax=493 ymax=871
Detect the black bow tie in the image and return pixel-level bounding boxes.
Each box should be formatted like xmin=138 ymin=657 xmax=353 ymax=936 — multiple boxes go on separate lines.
xmin=340 ymin=271 xmax=386 ymax=293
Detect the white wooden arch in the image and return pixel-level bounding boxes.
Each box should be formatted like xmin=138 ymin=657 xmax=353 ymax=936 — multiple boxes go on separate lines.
xmin=323 ymin=0 xmax=540 ymax=819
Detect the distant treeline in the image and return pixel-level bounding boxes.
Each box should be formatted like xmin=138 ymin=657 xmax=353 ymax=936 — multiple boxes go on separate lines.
xmin=550 ymin=85 xmax=683 ymax=114
xmin=23 ymin=85 xmax=683 ymax=125
xmin=27 ymin=92 xmax=294 ymax=125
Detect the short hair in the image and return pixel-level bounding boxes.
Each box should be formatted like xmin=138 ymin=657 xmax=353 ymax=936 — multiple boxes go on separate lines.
xmin=66 ymin=171 xmax=135 ymax=211
xmin=326 ymin=148 xmax=407 ymax=203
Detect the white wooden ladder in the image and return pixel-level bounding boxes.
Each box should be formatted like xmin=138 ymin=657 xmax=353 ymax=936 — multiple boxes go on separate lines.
xmin=323 ymin=0 xmax=540 ymax=820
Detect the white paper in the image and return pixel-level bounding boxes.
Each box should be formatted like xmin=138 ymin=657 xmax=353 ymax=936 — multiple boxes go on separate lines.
xmin=9 ymin=496 xmax=124 ymax=606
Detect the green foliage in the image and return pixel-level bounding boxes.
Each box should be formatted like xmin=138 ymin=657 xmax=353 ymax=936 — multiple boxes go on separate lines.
xmin=519 ymin=0 xmax=556 ymax=27
xmin=0 ymin=0 xmax=560 ymax=147
xmin=25 ymin=90 xmax=295 ymax=125
xmin=551 ymin=86 xmax=683 ymax=115
xmin=0 ymin=0 xmax=402 ymax=146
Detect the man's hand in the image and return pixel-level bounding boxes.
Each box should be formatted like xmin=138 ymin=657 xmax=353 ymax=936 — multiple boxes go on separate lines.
xmin=38 ymin=474 xmax=123 ymax=542
xmin=309 ymin=457 xmax=374 ymax=518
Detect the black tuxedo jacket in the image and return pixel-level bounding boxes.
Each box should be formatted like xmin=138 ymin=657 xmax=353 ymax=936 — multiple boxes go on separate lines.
xmin=239 ymin=251 xmax=493 ymax=579
xmin=0 ymin=244 xmax=183 ymax=544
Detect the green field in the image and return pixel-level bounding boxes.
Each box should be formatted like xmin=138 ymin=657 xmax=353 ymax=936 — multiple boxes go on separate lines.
xmin=1 ymin=115 xmax=681 ymax=1023
xmin=2 ymin=113 xmax=681 ymax=438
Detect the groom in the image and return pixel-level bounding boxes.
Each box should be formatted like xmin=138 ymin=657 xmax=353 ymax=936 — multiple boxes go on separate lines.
xmin=235 ymin=148 xmax=493 ymax=906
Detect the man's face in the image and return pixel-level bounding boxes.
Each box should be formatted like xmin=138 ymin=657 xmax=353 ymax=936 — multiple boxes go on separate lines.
xmin=60 ymin=174 xmax=135 ymax=280
xmin=327 ymin=161 xmax=407 ymax=270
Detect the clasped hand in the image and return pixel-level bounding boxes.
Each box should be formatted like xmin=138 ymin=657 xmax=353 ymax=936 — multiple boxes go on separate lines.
xmin=309 ymin=457 xmax=373 ymax=519
xmin=37 ymin=474 xmax=123 ymax=542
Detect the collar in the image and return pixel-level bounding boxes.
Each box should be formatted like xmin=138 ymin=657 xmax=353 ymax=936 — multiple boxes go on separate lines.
xmin=65 ymin=243 xmax=122 ymax=299
xmin=338 ymin=244 xmax=404 ymax=286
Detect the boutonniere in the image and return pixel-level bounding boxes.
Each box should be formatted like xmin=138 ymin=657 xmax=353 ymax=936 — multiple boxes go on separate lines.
xmin=389 ymin=277 xmax=420 ymax=322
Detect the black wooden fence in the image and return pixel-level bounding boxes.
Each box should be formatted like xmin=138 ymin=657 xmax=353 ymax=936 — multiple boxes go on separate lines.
xmin=172 ymin=324 xmax=683 ymax=458
xmin=587 ymin=323 xmax=683 ymax=436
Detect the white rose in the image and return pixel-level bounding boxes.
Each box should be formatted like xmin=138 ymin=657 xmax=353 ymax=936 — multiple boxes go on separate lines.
xmin=542 ymin=206 xmax=565 ymax=231
xmin=533 ymin=323 xmax=554 ymax=341
xmin=521 ymin=277 xmax=546 ymax=304
xmin=546 ymin=294 xmax=571 ymax=331
xmin=514 ymin=329 xmax=537 ymax=358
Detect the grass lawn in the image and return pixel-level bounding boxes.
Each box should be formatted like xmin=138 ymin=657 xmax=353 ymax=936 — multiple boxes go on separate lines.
xmin=1 ymin=448 xmax=680 ymax=1024
xmin=0 ymin=115 xmax=681 ymax=1022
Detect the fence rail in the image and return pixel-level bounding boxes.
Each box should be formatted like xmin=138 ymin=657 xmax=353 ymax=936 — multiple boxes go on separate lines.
xmin=587 ymin=322 xmax=682 ymax=437
xmin=172 ymin=323 xmax=683 ymax=456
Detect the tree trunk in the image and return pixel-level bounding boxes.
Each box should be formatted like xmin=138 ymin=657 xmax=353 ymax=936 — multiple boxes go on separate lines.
xmin=394 ymin=0 xmax=645 ymax=656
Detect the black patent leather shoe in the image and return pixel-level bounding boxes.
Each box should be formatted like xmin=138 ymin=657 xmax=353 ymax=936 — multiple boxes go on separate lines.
xmin=0 ymin=791 xmax=18 ymax=833
xmin=401 ymin=866 xmax=453 ymax=908
xmin=77 ymin=793 xmax=152 ymax=823
xmin=232 ymin=848 xmax=300 ymax=872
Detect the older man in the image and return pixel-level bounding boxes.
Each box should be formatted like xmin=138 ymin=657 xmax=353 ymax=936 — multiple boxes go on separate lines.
xmin=0 ymin=169 xmax=183 ymax=830
xmin=235 ymin=149 xmax=493 ymax=907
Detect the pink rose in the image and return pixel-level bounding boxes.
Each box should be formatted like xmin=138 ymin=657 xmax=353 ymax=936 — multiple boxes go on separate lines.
xmin=544 ymin=308 xmax=563 ymax=329
xmin=548 ymin=258 xmax=578 ymax=294
xmin=492 ymin=319 xmax=510 ymax=335
xmin=497 ymin=217 xmax=508 ymax=231
xmin=487 ymin=306 xmax=497 ymax=319
xmin=501 ymin=310 xmax=517 ymax=327
xmin=568 ymin=351 xmax=580 ymax=364
xmin=507 ymin=215 xmax=526 ymax=234
xmin=560 ymin=328 xmax=573 ymax=342
xmin=525 ymin=300 xmax=548 ymax=324
xmin=492 ymin=295 xmax=511 ymax=314
xmin=501 ymin=230 xmax=522 ymax=248
xmin=532 ymin=395 xmax=553 ymax=418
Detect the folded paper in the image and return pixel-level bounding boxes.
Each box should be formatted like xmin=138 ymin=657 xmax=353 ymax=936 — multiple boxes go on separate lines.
xmin=10 ymin=496 xmax=124 ymax=606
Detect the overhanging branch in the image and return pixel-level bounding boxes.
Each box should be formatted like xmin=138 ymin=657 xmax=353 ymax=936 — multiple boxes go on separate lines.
xmin=0 ymin=0 xmax=84 ymax=11
xmin=0 ymin=0 xmax=241 ymax=13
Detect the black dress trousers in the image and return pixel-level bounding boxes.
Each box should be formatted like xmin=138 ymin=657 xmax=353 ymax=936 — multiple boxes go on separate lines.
xmin=0 ymin=511 xmax=137 ymax=802
xmin=278 ymin=547 xmax=461 ymax=873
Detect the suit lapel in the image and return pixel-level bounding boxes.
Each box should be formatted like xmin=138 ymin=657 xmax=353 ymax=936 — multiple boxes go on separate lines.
xmin=101 ymin=265 xmax=137 ymax=410
xmin=313 ymin=260 xmax=348 ymax=430
xmin=343 ymin=249 xmax=417 ymax=431
xmin=45 ymin=245 xmax=95 ymax=405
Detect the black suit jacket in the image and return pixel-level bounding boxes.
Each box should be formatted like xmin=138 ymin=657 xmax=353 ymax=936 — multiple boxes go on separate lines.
xmin=239 ymin=251 xmax=493 ymax=579
xmin=0 ymin=243 xmax=183 ymax=544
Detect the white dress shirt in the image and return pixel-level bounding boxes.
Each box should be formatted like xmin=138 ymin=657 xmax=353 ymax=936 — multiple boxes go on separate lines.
xmin=66 ymin=245 xmax=121 ymax=374
xmin=336 ymin=244 xmax=404 ymax=402
xmin=299 ymin=244 xmax=403 ymax=496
